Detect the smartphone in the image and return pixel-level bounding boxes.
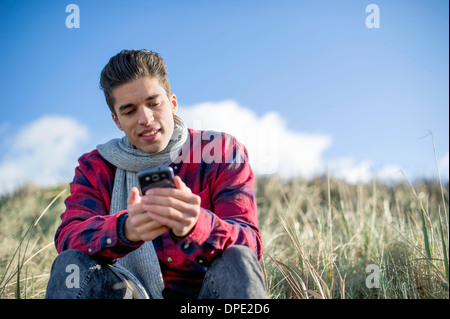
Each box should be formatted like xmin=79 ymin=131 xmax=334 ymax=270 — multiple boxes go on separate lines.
xmin=137 ymin=166 xmax=175 ymax=194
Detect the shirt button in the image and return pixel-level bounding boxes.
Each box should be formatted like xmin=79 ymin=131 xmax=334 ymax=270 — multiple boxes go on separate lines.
xmin=183 ymin=243 xmax=190 ymax=250
xmin=106 ymin=238 xmax=112 ymax=245
xmin=167 ymin=257 xmax=173 ymax=263
xmin=198 ymin=258 xmax=204 ymax=264
xmin=88 ymin=248 xmax=92 ymax=253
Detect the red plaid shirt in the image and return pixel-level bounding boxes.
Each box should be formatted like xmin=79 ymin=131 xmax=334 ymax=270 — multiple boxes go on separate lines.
xmin=55 ymin=128 xmax=262 ymax=296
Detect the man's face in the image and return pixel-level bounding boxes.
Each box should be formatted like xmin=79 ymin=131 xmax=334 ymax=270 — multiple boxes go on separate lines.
xmin=111 ymin=76 xmax=178 ymax=154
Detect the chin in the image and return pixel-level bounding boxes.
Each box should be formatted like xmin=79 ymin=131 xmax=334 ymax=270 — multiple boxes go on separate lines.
xmin=142 ymin=142 xmax=170 ymax=154
xmin=141 ymin=146 xmax=162 ymax=154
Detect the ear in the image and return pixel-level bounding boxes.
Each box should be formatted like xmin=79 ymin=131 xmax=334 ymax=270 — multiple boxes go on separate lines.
xmin=170 ymin=94 xmax=178 ymax=115
xmin=112 ymin=113 xmax=123 ymax=131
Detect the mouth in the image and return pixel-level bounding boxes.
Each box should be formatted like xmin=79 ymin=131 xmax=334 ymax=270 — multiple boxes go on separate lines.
xmin=140 ymin=128 xmax=160 ymax=136
xmin=139 ymin=128 xmax=161 ymax=141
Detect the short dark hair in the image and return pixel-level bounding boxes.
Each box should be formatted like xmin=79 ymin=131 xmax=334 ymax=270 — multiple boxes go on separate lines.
xmin=100 ymin=49 xmax=172 ymax=115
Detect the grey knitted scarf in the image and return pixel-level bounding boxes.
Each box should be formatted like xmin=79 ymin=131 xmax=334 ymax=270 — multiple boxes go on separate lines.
xmin=96 ymin=115 xmax=188 ymax=298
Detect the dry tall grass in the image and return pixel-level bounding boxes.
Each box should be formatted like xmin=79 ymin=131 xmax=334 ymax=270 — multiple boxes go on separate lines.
xmin=258 ymin=176 xmax=449 ymax=299
xmin=0 ymin=176 xmax=448 ymax=299
xmin=0 ymin=184 xmax=66 ymax=298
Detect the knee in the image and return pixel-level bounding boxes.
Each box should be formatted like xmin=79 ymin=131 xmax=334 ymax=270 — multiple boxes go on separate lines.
xmin=49 ymin=249 xmax=94 ymax=275
xmin=46 ymin=249 xmax=91 ymax=299
xmin=202 ymin=246 xmax=266 ymax=299
xmin=54 ymin=249 xmax=90 ymax=263
xmin=221 ymin=245 xmax=258 ymax=265
xmin=212 ymin=245 xmax=261 ymax=275
xmin=58 ymin=248 xmax=90 ymax=260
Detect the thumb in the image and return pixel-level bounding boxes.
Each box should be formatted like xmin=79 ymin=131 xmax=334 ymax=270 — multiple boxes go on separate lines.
xmin=174 ymin=176 xmax=187 ymax=191
xmin=127 ymin=187 xmax=141 ymax=205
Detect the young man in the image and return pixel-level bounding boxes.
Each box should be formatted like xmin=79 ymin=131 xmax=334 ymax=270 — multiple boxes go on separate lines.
xmin=45 ymin=49 xmax=266 ymax=299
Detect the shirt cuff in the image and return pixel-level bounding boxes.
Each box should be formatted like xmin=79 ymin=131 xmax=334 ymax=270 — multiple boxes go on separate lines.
xmin=170 ymin=208 xmax=217 ymax=266
xmin=117 ymin=212 xmax=144 ymax=246
xmin=170 ymin=208 xmax=211 ymax=245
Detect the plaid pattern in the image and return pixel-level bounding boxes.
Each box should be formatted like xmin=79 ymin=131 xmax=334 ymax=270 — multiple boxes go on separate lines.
xmin=55 ymin=129 xmax=262 ymax=295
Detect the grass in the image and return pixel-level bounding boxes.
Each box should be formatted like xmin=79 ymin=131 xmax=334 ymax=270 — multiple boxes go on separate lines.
xmin=0 ymin=176 xmax=448 ymax=299
xmin=0 ymin=184 xmax=67 ymax=299
xmin=258 ymin=175 xmax=449 ymax=299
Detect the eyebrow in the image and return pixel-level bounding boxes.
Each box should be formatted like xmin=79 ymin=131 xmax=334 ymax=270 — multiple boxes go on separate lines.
xmin=118 ymin=94 xmax=160 ymax=111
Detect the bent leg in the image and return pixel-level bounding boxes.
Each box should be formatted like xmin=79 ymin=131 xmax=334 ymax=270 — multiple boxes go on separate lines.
xmin=45 ymin=249 xmax=130 ymax=299
xmin=198 ymin=245 xmax=267 ymax=299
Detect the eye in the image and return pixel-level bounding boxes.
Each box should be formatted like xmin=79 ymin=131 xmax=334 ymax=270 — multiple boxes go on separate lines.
xmin=148 ymin=102 xmax=161 ymax=108
xmin=123 ymin=108 xmax=135 ymax=116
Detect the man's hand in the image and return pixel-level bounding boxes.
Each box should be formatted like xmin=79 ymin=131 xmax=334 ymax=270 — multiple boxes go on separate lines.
xmin=142 ymin=176 xmax=201 ymax=237
xmin=124 ymin=187 xmax=170 ymax=242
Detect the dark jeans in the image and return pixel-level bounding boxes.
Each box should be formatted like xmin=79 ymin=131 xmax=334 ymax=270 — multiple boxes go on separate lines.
xmin=45 ymin=245 xmax=267 ymax=299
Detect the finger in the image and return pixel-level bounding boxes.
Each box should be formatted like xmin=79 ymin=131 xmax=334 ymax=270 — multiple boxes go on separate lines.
xmin=143 ymin=196 xmax=196 ymax=215
xmin=146 ymin=209 xmax=196 ymax=238
xmin=138 ymin=225 xmax=170 ymax=241
xmin=144 ymin=204 xmax=185 ymax=221
xmin=136 ymin=219 xmax=167 ymax=233
xmin=130 ymin=210 xmax=159 ymax=227
xmin=146 ymin=210 xmax=185 ymax=231
xmin=127 ymin=187 xmax=141 ymax=205
xmin=174 ymin=176 xmax=186 ymax=190
xmin=143 ymin=189 xmax=199 ymax=206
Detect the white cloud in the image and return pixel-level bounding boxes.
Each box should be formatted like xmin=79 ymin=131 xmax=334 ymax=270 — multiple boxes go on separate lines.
xmin=178 ymin=100 xmax=409 ymax=184
xmin=178 ymin=100 xmax=332 ymax=177
xmin=376 ymin=164 xmax=404 ymax=181
xmin=328 ymin=158 xmax=407 ymax=184
xmin=0 ymin=115 xmax=90 ymax=195
xmin=328 ymin=158 xmax=374 ymax=184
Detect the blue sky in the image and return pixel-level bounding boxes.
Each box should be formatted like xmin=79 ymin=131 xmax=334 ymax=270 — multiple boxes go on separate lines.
xmin=0 ymin=0 xmax=448 ymax=194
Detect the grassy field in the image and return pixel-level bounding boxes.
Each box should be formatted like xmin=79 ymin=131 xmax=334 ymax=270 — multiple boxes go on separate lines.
xmin=0 ymin=175 xmax=448 ymax=299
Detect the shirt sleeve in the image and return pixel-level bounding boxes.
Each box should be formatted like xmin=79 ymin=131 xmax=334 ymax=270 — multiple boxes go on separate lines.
xmin=54 ymin=151 xmax=143 ymax=263
xmin=171 ymin=136 xmax=262 ymax=267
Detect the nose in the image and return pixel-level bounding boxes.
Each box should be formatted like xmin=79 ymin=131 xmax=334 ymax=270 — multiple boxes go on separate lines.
xmin=137 ymin=106 xmax=154 ymax=126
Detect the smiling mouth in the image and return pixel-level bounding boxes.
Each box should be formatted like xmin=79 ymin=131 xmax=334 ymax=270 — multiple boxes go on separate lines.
xmin=140 ymin=129 xmax=159 ymax=136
